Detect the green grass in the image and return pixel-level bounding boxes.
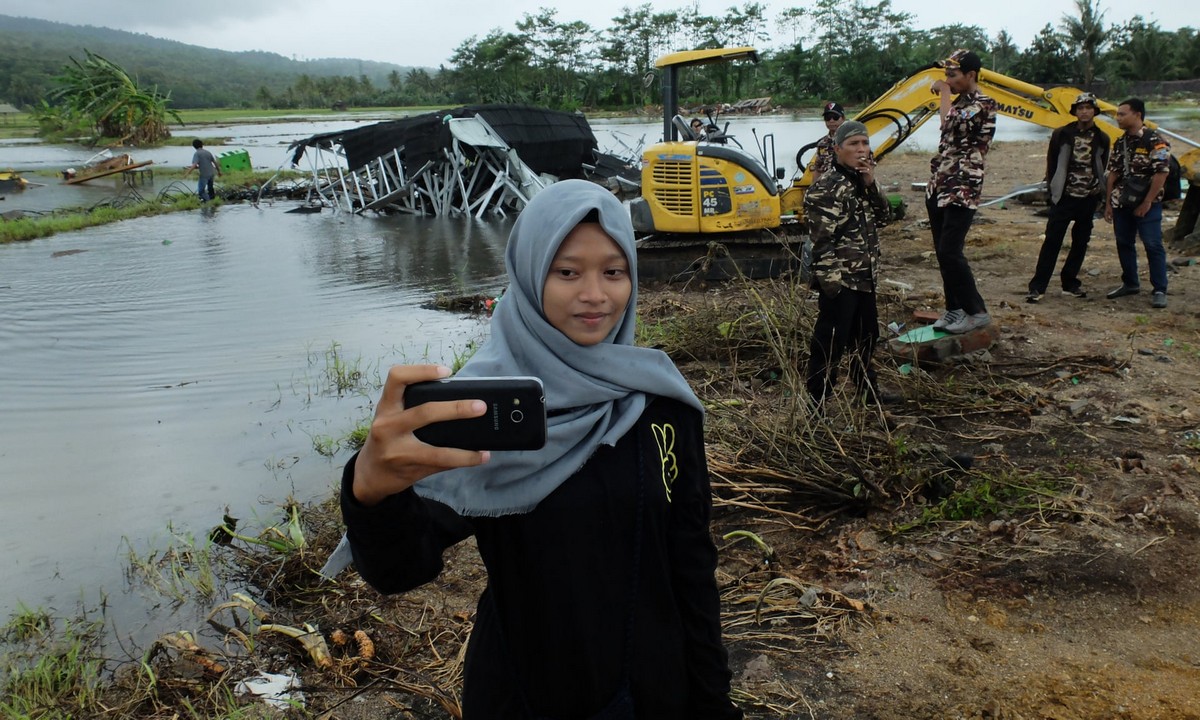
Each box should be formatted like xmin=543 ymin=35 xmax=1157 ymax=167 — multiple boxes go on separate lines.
xmin=1 ymin=604 xmax=281 ymax=718
xmin=124 ymin=526 xmax=221 ymax=604
xmin=0 ymin=166 xmax=306 ymax=244
xmin=1 ymin=605 xmax=53 ymax=643
xmin=0 ymin=611 xmax=105 ymax=719
xmin=305 ymin=335 xmax=489 ymax=458
xmin=0 ymin=113 xmax=38 ymax=140
xmin=896 ymin=471 xmax=1069 ymax=531
xmin=0 ymin=195 xmax=203 ymax=244
xmin=320 ymin=341 xmax=374 ymax=397
xmin=306 ymin=341 xmax=383 ymax=457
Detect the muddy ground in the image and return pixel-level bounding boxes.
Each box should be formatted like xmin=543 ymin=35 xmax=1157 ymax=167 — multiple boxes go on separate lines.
xmin=721 ymin=141 xmax=1200 ymax=719
xmin=130 ymin=140 xmax=1200 ymax=720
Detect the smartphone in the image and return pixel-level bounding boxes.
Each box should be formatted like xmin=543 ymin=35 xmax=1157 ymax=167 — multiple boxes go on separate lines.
xmin=403 ymin=376 xmax=546 ymax=451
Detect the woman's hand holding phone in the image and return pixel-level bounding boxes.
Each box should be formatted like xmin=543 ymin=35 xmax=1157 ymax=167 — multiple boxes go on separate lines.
xmin=351 ymin=364 xmax=491 ymax=507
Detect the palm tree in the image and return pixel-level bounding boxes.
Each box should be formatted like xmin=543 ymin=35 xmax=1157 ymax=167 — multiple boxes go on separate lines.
xmin=49 ymin=50 xmax=181 ymax=145
xmin=1060 ymin=0 xmax=1109 ymax=86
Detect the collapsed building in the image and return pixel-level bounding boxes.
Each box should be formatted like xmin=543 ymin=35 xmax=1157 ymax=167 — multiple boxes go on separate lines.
xmin=286 ymin=104 xmax=635 ymax=217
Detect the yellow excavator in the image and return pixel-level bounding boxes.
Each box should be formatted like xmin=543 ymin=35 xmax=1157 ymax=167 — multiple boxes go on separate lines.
xmin=630 ymin=47 xmax=789 ymax=236
xmin=630 ymin=47 xmax=1200 ymax=242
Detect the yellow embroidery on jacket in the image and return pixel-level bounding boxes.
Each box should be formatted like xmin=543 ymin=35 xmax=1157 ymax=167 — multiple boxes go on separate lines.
xmin=651 ymin=423 xmax=678 ymax=502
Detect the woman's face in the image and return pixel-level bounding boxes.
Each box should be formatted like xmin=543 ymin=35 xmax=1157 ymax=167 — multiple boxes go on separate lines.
xmin=542 ymin=222 xmax=632 ymax=346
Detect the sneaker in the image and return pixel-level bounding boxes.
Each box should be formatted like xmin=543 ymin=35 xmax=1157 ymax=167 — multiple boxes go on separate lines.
xmin=1106 ymin=285 xmax=1140 ymax=299
xmin=1025 ymin=291 xmax=1042 ymax=304
xmin=944 ymin=311 xmax=991 ymax=334
xmin=1152 ymin=291 xmax=1167 ymax=308
xmin=1061 ymin=287 xmax=1087 ymax=298
xmin=932 ymin=308 xmax=966 ymax=330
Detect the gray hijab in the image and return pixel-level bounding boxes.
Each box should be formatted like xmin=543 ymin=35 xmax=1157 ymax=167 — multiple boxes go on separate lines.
xmin=412 ymin=179 xmax=702 ymax=516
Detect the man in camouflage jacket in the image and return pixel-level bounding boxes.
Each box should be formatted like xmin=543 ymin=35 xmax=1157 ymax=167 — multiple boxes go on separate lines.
xmin=807 ymin=101 xmax=846 ymax=182
xmin=803 ymin=120 xmax=894 ymax=407
xmin=1026 ymin=93 xmax=1110 ymax=303
xmin=926 ymin=49 xmax=997 ymax=334
xmin=1103 ymin=97 xmax=1173 ymax=308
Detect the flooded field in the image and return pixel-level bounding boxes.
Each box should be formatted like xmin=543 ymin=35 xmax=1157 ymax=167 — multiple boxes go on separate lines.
xmin=0 ymin=203 xmax=508 ymax=637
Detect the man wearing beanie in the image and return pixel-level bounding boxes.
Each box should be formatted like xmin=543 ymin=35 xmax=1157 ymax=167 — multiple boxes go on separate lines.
xmin=926 ymin=49 xmax=997 ymax=334
xmin=1025 ymin=92 xmax=1110 ymax=303
xmin=803 ymin=120 xmax=898 ymax=409
xmin=807 ymin=101 xmax=846 ymax=182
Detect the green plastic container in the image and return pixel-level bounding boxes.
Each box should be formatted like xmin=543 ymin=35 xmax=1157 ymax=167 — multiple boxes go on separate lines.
xmin=218 ymin=149 xmax=251 ymax=173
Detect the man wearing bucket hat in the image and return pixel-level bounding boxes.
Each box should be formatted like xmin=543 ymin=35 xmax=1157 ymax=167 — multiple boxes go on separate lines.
xmin=1025 ymin=92 xmax=1110 ymax=303
xmin=804 ymin=120 xmax=899 ymax=408
xmin=926 ymin=49 xmax=997 ymax=334
xmin=807 ymin=101 xmax=847 ymax=182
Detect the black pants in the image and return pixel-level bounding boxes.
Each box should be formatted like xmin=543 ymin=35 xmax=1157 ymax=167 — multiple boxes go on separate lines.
xmin=1028 ymin=194 xmax=1100 ymax=294
xmin=806 ymin=287 xmax=878 ymax=404
xmin=926 ymin=199 xmax=986 ymax=315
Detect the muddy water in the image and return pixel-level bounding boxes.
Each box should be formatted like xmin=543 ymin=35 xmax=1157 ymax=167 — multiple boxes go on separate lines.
xmin=0 ymin=205 xmax=510 ymax=634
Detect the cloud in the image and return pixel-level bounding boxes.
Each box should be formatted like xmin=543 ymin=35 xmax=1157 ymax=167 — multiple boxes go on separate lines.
xmin=10 ymin=0 xmax=310 ymax=31
xmin=6 ymin=0 xmax=1195 ymax=70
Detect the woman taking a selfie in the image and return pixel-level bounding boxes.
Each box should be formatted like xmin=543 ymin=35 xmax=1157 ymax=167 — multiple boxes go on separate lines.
xmin=340 ymin=179 xmax=741 ymax=719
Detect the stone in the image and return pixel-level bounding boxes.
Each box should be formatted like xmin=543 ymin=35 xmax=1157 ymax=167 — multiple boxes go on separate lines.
xmin=739 ymin=654 xmax=775 ymax=684
xmin=888 ymin=322 xmax=1001 ymax=365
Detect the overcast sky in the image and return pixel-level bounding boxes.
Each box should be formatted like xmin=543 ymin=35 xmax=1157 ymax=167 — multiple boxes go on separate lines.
xmin=7 ymin=0 xmax=1193 ymax=68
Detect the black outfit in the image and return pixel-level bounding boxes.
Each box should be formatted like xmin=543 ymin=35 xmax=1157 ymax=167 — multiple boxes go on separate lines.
xmin=1029 ymin=194 xmax=1100 ymax=294
xmin=925 ymin=200 xmax=986 ymax=315
xmin=1028 ymin=121 xmax=1110 ymax=295
xmin=807 ymin=287 xmax=879 ymax=403
xmin=341 ymin=398 xmax=741 ymax=720
xmin=804 ymin=162 xmax=889 ymax=404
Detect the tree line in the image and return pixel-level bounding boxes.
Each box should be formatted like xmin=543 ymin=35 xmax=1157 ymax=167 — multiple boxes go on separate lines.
xmin=431 ymin=0 xmax=1199 ymax=110
xmin=264 ymin=0 xmax=1200 ymax=111
xmin=6 ymin=1 xmax=1198 ymax=115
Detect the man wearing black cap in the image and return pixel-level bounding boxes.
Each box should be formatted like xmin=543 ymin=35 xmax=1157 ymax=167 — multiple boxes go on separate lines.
xmin=1026 ymin=92 xmax=1110 ymax=303
xmin=803 ymin=120 xmax=897 ymax=408
xmin=808 ymin=101 xmax=846 ymax=182
xmin=926 ymin=49 xmax=997 ymax=335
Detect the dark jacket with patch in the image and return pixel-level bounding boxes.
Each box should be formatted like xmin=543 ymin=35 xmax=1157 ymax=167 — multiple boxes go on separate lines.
xmin=804 ymin=160 xmax=892 ymax=295
xmin=1045 ymin=121 xmax=1110 ymax=204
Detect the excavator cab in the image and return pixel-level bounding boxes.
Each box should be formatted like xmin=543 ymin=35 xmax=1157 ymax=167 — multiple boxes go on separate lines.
xmin=629 ymin=48 xmax=788 ymax=235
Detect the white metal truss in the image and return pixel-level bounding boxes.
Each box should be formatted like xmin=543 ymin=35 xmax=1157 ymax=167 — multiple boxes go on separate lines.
xmin=298 ymin=114 xmax=552 ymax=216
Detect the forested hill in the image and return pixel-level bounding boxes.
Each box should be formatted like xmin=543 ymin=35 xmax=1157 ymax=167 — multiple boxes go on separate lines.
xmin=0 ymin=14 xmax=428 ymax=108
